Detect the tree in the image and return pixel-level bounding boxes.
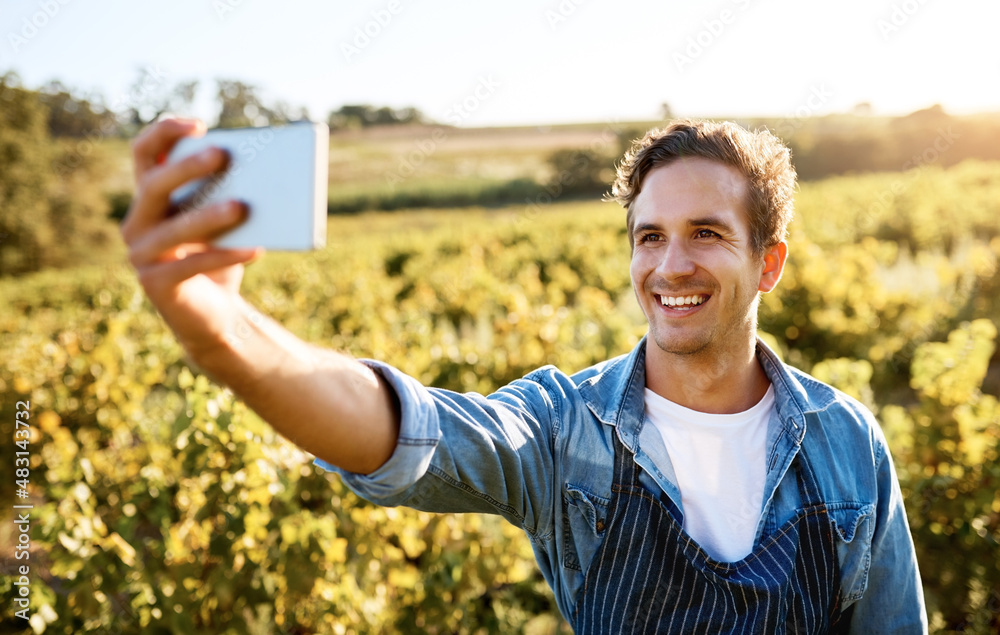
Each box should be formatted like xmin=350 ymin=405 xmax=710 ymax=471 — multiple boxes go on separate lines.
xmin=121 ymin=68 xmax=199 ymax=130
xmin=215 ymin=79 xmax=308 ymax=129
xmin=216 ymin=80 xmax=265 ymax=128
xmin=851 ymin=102 xmax=873 ymax=116
xmin=394 ymin=106 xmax=426 ymax=125
xmin=904 ymin=103 xmax=948 ymax=121
xmin=544 ymin=148 xmax=614 ymax=198
xmin=266 ymin=100 xmax=310 ymax=125
xmin=0 ymin=74 xmax=51 ymax=274
xmin=37 ymin=80 xmax=119 ymax=138
xmin=327 ymin=104 xmax=429 ymax=130
xmin=0 ymin=73 xmax=119 ymax=276
xmin=328 ymin=104 xmax=368 ymax=130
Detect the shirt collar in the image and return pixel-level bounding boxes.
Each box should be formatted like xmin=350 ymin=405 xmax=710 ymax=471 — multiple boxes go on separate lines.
xmin=577 ymin=335 xmax=818 ymax=450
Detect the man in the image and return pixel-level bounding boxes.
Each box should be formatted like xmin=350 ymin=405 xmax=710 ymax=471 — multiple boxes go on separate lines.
xmin=122 ymin=118 xmax=927 ymax=633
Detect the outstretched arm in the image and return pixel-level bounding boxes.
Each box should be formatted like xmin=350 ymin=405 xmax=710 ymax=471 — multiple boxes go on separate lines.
xmin=121 ymin=118 xmax=399 ymax=474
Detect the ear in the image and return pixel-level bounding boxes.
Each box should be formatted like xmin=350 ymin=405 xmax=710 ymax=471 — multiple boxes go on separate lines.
xmin=758 ymin=241 xmax=787 ymax=293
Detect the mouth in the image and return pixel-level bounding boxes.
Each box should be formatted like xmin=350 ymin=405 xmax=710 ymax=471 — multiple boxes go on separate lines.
xmin=655 ymin=293 xmax=710 ymax=314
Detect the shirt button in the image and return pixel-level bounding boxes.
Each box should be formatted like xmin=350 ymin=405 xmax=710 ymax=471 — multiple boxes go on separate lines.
xmin=596 ymin=520 xmax=605 ymax=532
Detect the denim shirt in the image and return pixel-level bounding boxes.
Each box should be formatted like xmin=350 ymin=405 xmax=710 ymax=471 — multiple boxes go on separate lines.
xmin=315 ymin=337 xmax=928 ymax=633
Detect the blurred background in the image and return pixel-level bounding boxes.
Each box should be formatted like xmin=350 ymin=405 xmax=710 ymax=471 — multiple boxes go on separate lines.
xmin=1 ymin=0 xmax=998 ymax=633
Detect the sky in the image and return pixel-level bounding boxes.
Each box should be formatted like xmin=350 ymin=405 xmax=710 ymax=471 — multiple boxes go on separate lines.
xmin=2 ymin=0 xmax=999 ymax=127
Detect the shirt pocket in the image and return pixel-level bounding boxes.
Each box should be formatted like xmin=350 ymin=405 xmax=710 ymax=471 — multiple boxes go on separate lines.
xmin=827 ymin=503 xmax=875 ymax=604
xmin=561 ymin=483 xmax=609 ymax=571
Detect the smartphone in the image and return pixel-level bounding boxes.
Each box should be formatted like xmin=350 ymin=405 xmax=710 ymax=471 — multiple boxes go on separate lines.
xmin=167 ymin=122 xmax=329 ymax=250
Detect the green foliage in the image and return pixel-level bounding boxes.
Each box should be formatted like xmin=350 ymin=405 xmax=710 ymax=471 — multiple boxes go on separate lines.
xmin=215 ymin=80 xmax=308 ymax=130
xmin=0 ymin=74 xmax=122 ymax=277
xmin=37 ymin=80 xmax=120 ymax=139
xmin=327 ymin=178 xmax=545 ymax=215
xmin=881 ymin=320 xmax=1000 ymax=633
xmin=751 ymin=108 xmax=1000 ymax=180
xmin=120 ymin=69 xmax=199 ymax=131
xmin=1 ymin=206 xmax=634 ymax=633
xmin=543 ymin=148 xmax=615 ymax=198
xmin=328 ymin=104 xmax=428 ymax=130
xmin=0 ymin=74 xmax=51 ymax=275
xmin=327 ymin=179 xmax=544 ymax=214
xmin=2 ymin=163 xmax=999 ymax=632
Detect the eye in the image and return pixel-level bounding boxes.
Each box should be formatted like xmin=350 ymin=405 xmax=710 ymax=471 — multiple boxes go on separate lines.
xmin=638 ymin=233 xmax=663 ymax=243
xmin=695 ymin=229 xmax=720 ymax=239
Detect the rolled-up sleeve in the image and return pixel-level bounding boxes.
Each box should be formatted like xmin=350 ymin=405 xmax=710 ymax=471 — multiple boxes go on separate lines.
xmin=313 ymin=359 xmax=562 ymax=538
xmin=313 ymin=359 xmax=443 ymax=502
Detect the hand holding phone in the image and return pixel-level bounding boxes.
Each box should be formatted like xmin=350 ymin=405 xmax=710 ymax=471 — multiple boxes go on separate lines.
xmin=166 ymin=122 xmax=329 ymax=250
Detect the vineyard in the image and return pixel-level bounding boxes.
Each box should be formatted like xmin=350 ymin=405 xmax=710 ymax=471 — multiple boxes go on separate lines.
xmin=1 ymin=159 xmax=999 ymax=633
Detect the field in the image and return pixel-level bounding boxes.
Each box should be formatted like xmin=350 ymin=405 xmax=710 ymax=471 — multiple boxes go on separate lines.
xmin=1 ymin=122 xmax=1000 ymax=632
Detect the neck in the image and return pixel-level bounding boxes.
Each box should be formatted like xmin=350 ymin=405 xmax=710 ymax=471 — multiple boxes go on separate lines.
xmin=644 ymin=333 xmax=770 ymax=414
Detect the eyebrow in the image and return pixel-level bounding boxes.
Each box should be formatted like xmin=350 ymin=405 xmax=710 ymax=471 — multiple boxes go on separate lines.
xmin=633 ymin=216 xmax=737 ymax=237
xmin=689 ymin=216 xmax=737 ymax=235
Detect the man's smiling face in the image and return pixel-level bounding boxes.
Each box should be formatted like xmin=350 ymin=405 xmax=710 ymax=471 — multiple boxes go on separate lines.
xmin=629 ymin=157 xmax=777 ymax=359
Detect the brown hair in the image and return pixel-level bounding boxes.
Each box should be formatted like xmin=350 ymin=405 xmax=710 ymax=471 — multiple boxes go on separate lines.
xmin=608 ymin=119 xmax=796 ymax=256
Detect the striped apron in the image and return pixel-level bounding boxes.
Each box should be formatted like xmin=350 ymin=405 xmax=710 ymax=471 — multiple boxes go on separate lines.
xmin=572 ymin=432 xmax=852 ymax=634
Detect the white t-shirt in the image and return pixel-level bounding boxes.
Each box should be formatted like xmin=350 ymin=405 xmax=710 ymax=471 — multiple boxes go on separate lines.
xmin=643 ymin=385 xmax=774 ymax=563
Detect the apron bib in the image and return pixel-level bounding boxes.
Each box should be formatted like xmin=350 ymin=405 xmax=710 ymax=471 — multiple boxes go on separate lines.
xmin=572 ymin=432 xmax=852 ymax=634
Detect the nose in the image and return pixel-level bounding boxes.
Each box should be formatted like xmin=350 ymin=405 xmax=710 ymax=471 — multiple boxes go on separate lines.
xmin=655 ymin=239 xmax=697 ymax=280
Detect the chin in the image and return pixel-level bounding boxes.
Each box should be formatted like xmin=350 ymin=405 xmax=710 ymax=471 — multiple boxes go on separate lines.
xmin=650 ymin=330 xmax=713 ymax=357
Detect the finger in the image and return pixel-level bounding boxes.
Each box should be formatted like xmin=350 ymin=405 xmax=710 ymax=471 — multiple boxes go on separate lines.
xmin=131 ymin=118 xmax=206 ymax=178
xmin=137 ymin=247 xmax=263 ymax=290
xmin=122 ymin=147 xmax=230 ymax=243
xmin=128 ymin=200 xmax=249 ymax=268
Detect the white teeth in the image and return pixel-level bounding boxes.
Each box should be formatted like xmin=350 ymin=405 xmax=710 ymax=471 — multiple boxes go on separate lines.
xmin=660 ymin=294 xmax=706 ymax=307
